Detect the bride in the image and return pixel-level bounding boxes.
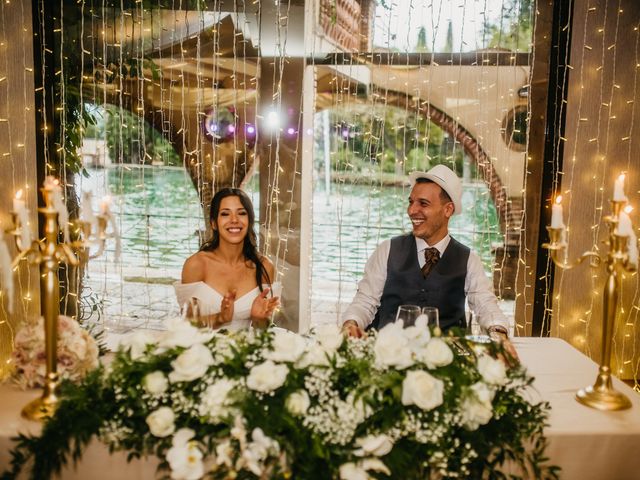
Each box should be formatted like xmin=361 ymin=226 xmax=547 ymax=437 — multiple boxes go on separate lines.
xmin=175 ymin=188 xmax=280 ymax=330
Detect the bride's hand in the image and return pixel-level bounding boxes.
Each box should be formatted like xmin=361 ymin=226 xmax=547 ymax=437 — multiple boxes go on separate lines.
xmin=250 ymin=288 xmax=280 ymax=325
xmin=219 ymin=290 xmax=237 ymax=325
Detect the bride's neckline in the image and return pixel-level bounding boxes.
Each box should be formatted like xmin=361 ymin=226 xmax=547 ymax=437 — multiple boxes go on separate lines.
xmin=194 ymin=281 xmax=260 ymax=301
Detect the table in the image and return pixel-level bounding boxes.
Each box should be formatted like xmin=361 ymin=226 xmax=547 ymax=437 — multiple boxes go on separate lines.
xmin=513 ymin=337 xmax=640 ymax=480
xmin=1 ymin=337 xmax=639 ymax=479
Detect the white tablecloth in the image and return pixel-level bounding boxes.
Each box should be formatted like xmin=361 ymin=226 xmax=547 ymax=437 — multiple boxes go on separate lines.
xmin=1 ymin=337 xmax=639 ymax=479
xmin=513 ymin=337 xmax=640 ymax=480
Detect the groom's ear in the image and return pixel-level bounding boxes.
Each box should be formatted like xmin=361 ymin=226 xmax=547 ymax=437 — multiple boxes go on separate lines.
xmin=444 ymin=201 xmax=455 ymax=218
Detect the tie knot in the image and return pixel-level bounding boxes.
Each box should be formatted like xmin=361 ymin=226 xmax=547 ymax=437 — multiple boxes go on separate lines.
xmin=424 ymin=247 xmax=440 ymax=264
xmin=421 ymin=247 xmax=440 ymax=278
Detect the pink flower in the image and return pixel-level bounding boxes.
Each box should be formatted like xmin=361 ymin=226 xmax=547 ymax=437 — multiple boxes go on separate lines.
xmin=11 ymin=315 xmax=100 ymax=388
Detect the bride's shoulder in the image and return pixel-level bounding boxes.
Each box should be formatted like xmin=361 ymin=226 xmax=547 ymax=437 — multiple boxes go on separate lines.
xmin=182 ymin=251 xmax=212 ymax=282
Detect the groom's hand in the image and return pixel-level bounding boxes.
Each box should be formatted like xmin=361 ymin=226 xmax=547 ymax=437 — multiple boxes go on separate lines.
xmin=342 ymin=320 xmax=365 ymax=338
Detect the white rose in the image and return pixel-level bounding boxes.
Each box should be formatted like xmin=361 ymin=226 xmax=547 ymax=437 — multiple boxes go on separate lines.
xmin=122 ymin=330 xmax=155 ymax=360
xmin=477 ymin=355 xmax=508 ymax=385
xmin=418 ymin=337 xmax=454 ymax=369
xmin=265 ymin=330 xmax=307 ymax=363
xmin=242 ymin=428 xmax=279 ymax=476
xmin=374 ymin=322 xmax=413 ymax=369
xmin=469 ymin=381 xmax=495 ymax=405
xmin=199 ymin=378 xmax=236 ymax=419
xmin=169 ymin=343 xmax=214 ymax=383
xmin=460 ymin=395 xmax=494 ymax=430
xmin=339 ymin=459 xmax=390 ymax=480
xmin=296 ymin=343 xmax=331 ymax=369
xmin=143 ymin=371 xmax=169 ymax=396
xmin=158 ymin=318 xmax=214 ymax=350
xmin=401 ymin=370 xmax=444 ymax=411
xmin=146 ymin=406 xmax=175 ymax=437
xmin=354 ymin=434 xmax=393 ymax=457
xmin=286 ymin=390 xmax=311 ymax=416
xmin=166 ymin=428 xmax=204 ymax=480
xmin=339 ymin=463 xmax=368 ymax=480
xmin=246 ymin=360 xmax=289 ymax=392
xmin=313 ymin=323 xmax=344 ymax=352
xmin=402 ymin=318 xmax=431 ymax=351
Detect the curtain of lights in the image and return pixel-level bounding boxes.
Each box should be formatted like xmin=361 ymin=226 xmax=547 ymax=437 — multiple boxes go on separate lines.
xmin=0 ymin=0 xmax=638 ymax=385
xmin=550 ymin=0 xmax=640 ymax=385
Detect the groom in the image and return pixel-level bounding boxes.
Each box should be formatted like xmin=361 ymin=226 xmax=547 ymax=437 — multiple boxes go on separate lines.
xmin=341 ymin=164 xmax=517 ymax=359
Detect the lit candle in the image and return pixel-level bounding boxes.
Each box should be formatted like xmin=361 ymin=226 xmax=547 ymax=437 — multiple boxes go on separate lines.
xmin=616 ymin=210 xmax=633 ymax=236
xmin=13 ymin=190 xmax=32 ymax=248
xmin=44 ymin=176 xmax=70 ymax=243
xmin=551 ymin=195 xmax=565 ymax=228
xmin=0 ymin=230 xmax=14 ymax=313
xmin=616 ymin=208 xmax=638 ymax=267
xmin=613 ymin=173 xmax=627 ymax=202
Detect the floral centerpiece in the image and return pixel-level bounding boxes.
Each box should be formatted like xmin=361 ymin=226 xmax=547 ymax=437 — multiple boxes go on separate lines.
xmin=9 ymin=315 xmax=99 ymax=389
xmin=3 ymin=318 xmax=559 ymax=479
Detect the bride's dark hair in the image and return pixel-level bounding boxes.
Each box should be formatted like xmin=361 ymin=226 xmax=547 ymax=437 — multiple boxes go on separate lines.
xmin=200 ymin=188 xmax=271 ymax=291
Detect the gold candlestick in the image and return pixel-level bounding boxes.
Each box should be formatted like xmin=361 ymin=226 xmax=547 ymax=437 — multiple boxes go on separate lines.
xmin=543 ymin=199 xmax=634 ymax=411
xmin=7 ymin=182 xmax=115 ymax=421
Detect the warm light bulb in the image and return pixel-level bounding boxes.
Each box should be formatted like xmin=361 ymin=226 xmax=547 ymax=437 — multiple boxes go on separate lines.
xmin=624 ymin=205 xmax=633 ymax=214
xmin=15 ymin=189 xmax=23 ymax=199
xmin=266 ymin=110 xmax=280 ymax=129
xmin=555 ymin=195 xmax=562 ymax=204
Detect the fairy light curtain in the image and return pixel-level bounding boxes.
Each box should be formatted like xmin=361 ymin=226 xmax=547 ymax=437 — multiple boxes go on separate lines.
xmin=2 ymin=0 xmax=637 ymax=385
xmin=0 ymin=0 xmax=41 ymax=379
xmin=311 ymin=0 xmax=532 ymax=330
xmin=59 ymin=1 xmax=266 ymax=331
xmin=549 ymin=0 xmax=640 ymax=385
xmin=1 ymin=0 xmax=532 ymax=336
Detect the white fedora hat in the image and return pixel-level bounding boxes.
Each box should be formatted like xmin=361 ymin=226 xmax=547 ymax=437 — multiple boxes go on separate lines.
xmin=409 ymin=164 xmax=463 ymax=215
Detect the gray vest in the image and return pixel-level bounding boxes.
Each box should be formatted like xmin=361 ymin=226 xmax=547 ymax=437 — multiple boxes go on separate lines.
xmin=371 ymin=234 xmax=469 ymax=331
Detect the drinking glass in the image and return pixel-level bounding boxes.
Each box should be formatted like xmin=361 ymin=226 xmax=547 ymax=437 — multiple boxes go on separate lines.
xmin=180 ymin=297 xmax=200 ymax=322
xmin=395 ymin=305 xmax=421 ymax=327
xmin=421 ymin=306 xmax=440 ymax=328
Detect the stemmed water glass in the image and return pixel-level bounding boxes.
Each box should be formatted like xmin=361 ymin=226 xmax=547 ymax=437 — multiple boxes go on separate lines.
xmin=395 ymin=305 xmax=421 ymax=327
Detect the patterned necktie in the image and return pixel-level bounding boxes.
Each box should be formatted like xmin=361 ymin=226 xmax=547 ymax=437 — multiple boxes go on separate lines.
xmin=421 ymin=247 xmax=440 ymax=277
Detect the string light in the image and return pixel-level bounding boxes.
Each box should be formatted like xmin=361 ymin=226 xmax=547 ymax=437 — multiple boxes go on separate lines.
xmin=549 ymin=0 xmax=640 ymax=388
xmin=0 ymin=1 xmax=636 ymax=387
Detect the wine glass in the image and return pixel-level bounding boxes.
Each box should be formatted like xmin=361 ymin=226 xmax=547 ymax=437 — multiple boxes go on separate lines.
xmin=395 ymin=305 xmax=421 ymax=327
xmin=421 ymin=306 xmax=439 ymax=328
xmin=180 ymin=297 xmax=200 ymax=324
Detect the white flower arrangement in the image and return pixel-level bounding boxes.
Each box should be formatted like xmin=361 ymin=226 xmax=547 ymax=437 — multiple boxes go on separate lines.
xmin=10 ymin=315 xmax=99 ymax=389
xmin=4 ymin=319 xmax=558 ymax=480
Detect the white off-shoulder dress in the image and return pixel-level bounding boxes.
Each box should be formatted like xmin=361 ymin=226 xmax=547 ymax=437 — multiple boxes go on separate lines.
xmin=173 ymin=281 xmax=282 ymax=331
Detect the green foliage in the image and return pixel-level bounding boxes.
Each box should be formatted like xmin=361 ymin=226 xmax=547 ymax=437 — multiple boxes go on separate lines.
xmin=3 ymin=325 xmax=558 ymax=480
xmin=102 ymin=106 xmax=181 ymax=166
xmin=444 ymin=21 xmax=454 ymax=53
xmin=324 ymin=106 xmax=449 ymax=177
xmin=1 ymin=370 xmax=106 ymax=480
xmin=484 ymin=0 xmax=534 ymax=51
xmin=52 ymin=2 xmax=193 ymax=177
xmin=415 ymin=26 xmax=430 ymax=53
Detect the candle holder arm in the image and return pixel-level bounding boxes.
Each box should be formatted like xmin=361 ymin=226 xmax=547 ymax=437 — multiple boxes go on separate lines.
xmin=547 ymin=248 xmax=602 ymax=270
